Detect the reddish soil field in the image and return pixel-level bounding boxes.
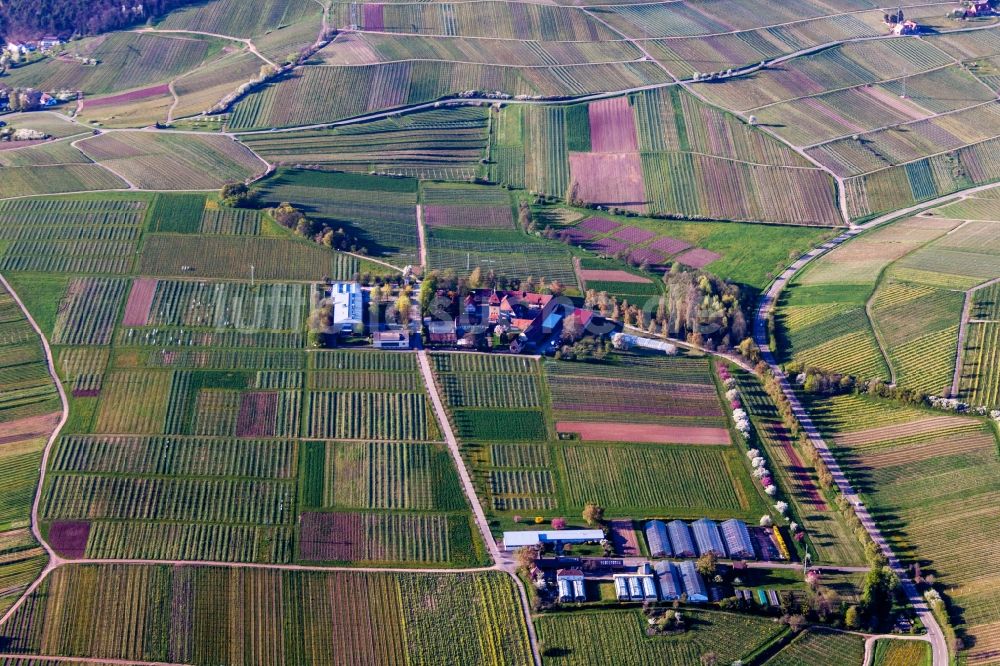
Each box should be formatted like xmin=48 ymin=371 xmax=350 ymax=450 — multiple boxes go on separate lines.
xmin=0 ymin=412 xmax=60 ymax=445
xmin=578 ymin=217 xmax=620 ymax=233
xmin=71 ymin=388 xmax=101 ymax=398
xmin=300 ymin=512 xmax=369 ymax=562
xmin=0 ymin=139 xmax=50 ymax=151
xmin=423 ymin=205 xmax=513 ymax=229
xmin=568 ymin=152 xmax=646 ymax=212
xmin=121 ymin=278 xmax=158 ymax=327
xmin=588 ymin=97 xmax=639 ymax=153
xmin=556 ymin=421 xmax=730 ymax=445
xmin=82 ymin=84 xmax=171 ymax=109
xmin=48 ymin=520 xmax=91 ymax=559
xmin=578 ymin=269 xmax=652 ymax=284
xmin=650 ymin=237 xmax=693 ymax=255
xmin=609 ymin=519 xmax=640 ymax=556
xmin=363 ymin=3 xmax=385 ymax=30
xmin=235 ymin=391 xmax=278 ymax=437
xmin=675 ymin=247 xmax=722 ymax=269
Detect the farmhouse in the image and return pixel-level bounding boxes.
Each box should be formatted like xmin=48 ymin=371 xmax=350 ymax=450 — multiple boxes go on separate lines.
xmin=654 ymin=561 xmax=683 ymax=600
xmin=502 ymin=529 xmax=604 ymax=551
xmin=677 ymin=561 xmax=708 ymax=602
xmin=645 ymin=520 xmax=673 ymax=558
xmin=667 ymin=520 xmax=696 ymax=558
xmin=720 ymin=519 xmax=755 ymax=560
xmin=427 ymin=319 xmax=457 ymax=344
xmin=691 ymin=518 xmax=727 ymax=557
xmin=372 ymin=330 xmax=410 ymax=350
xmin=556 ymin=569 xmax=586 ymax=602
xmin=324 ymin=281 xmax=363 ymax=331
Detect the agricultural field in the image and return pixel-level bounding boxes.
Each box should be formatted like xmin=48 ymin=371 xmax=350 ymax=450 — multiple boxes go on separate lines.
xmin=0 ymin=281 xmax=57 ymax=615
xmin=240 ymin=107 xmax=491 ymax=182
xmin=535 ymin=608 xmax=787 ymax=665
xmin=75 ymin=131 xmax=266 ymax=190
xmin=872 ymin=639 xmax=932 ymax=666
xmin=153 ymin=0 xmax=320 ymax=38
xmin=0 ymin=565 xmax=532 ymax=664
xmin=496 ymin=88 xmax=841 ymax=226
xmin=256 ymin=169 xmax=419 ymax=262
xmin=539 ymin=207 xmax=833 ymax=291
xmin=762 ymin=628 xmax=866 ymax=666
xmin=807 ymin=392 xmax=1000 ymax=661
xmin=733 ymin=368 xmax=865 ymax=566
xmin=0 ymin=32 xmax=225 ymax=95
xmin=780 ymin=189 xmax=1000 ymax=400
xmin=426 ymin=227 xmax=579 ymax=289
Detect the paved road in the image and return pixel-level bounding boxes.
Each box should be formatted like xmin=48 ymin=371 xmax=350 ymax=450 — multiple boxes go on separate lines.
xmin=746 ymin=185 xmax=1000 ymax=666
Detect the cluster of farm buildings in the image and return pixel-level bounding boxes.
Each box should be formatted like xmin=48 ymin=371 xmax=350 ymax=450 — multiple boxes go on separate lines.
xmin=505 ymin=517 xmax=788 ymax=605
xmin=321 ymin=281 xmax=603 ymax=353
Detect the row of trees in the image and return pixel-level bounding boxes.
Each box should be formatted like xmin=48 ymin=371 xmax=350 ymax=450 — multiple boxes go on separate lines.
xmin=271 ymin=202 xmax=368 ymax=255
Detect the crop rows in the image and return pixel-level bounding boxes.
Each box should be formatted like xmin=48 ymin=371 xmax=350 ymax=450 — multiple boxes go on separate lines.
xmin=308 ymin=370 xmax=421 ymax=392
xmin=42 ymin=475 xmax=296 ymax=524
xmin=314 ymin=350 xmax=418 ymax=373
xmin=961 ymin=322 xmax=1000 ymax=407
xmin=77 ymin=131 xmax=265 ymax=190
xmin=144 ymin=349 xmax=307 ymax=370
xmin=489 ymin=469 xmax=554 ymax=496
xmin=1 ymin=565 xmax=531 ymax=664
xmin=305 ymin=391 xmax=429 ymax=440
xmin=0 ymin=164 xmax=127 ymax=200
xmin=535 ymin=609 xmax=785 ymax=665
xmin=490 ymin=443 xmax=549 ymax=468
xmin=549 ymin=373 xmax=723 ymax=425
xmin=766 ymin=629 xmax=866 ymax=666
xmin=430 ymin=352 xmax=537 ymax=374
xmin=138 ymin=235 xmax=360 ymax=281
xmin=52 ymin=435 xmax=296 ymax=478
xmin=439 ymin=373 xmax=540 ymax=409
xmin=454 ymin=409 xmax=547 ymax=441
xmin=85 ymin=522 xmax=295 ymax=563
xmin=57 ymin=347 xmax=109 ymax=396
xmin=321 ymin=441 xmax=463 ymax=511
xmin=145 ymin=280 xmax=308 ymax=331
xmin=299 ymin=511 xmax=451 ymax=563
xmin=201 ymin=207 xmax=261 ymax=235
xmin=93 ymin=370 xmax=172 ymax=434
xmin=118 ymin=327 xmax=304 ymax=349
xmin=52 ymin=278 xmax=129 ymax=346
xmin=561 ymin=444 xmax=756 ymax=516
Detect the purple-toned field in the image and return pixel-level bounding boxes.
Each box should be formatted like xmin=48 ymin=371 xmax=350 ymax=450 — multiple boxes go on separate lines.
xmin=628 ymin=247 xmax=666 ymax=266
xmin=612 ymin=227 xmax=656 ymax=244
xmin=48 ymin=520 xmax=91 ymax=559
xmin=587 ymin=237 xmax=629 ymax=256
xmin=236 ymin=392 xmax=278 ymax=437
xmin=423 ymin=205 xmax=512 ymax=229
xmin=569 ymin=152 xmax=646 ymax=211
xmin=588 ymin=97 xmax=639 ymax=153
xmin=675 ymin=248 xmax=722 ymax=268
xmin=121 ymin=278 xmax=158 ymax=327
xmin=82 ymin=84 xmax=171 ymax=109
xmin=363 ymin=4 xmax=385 ymax=30
xmin=650 ymin=237 xmax=693 ymax=255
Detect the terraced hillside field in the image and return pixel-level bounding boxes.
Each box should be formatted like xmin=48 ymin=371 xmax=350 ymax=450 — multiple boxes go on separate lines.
xmin=779 ymin=187 xmax=1000 ymax=403
xmin=808 ymin=393 xmax=1000 ymax=662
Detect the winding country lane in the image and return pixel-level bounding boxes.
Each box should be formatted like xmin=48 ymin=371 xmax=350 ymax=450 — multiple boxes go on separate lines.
xmin=747 ymin=184 xmax=1000 ymax=666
